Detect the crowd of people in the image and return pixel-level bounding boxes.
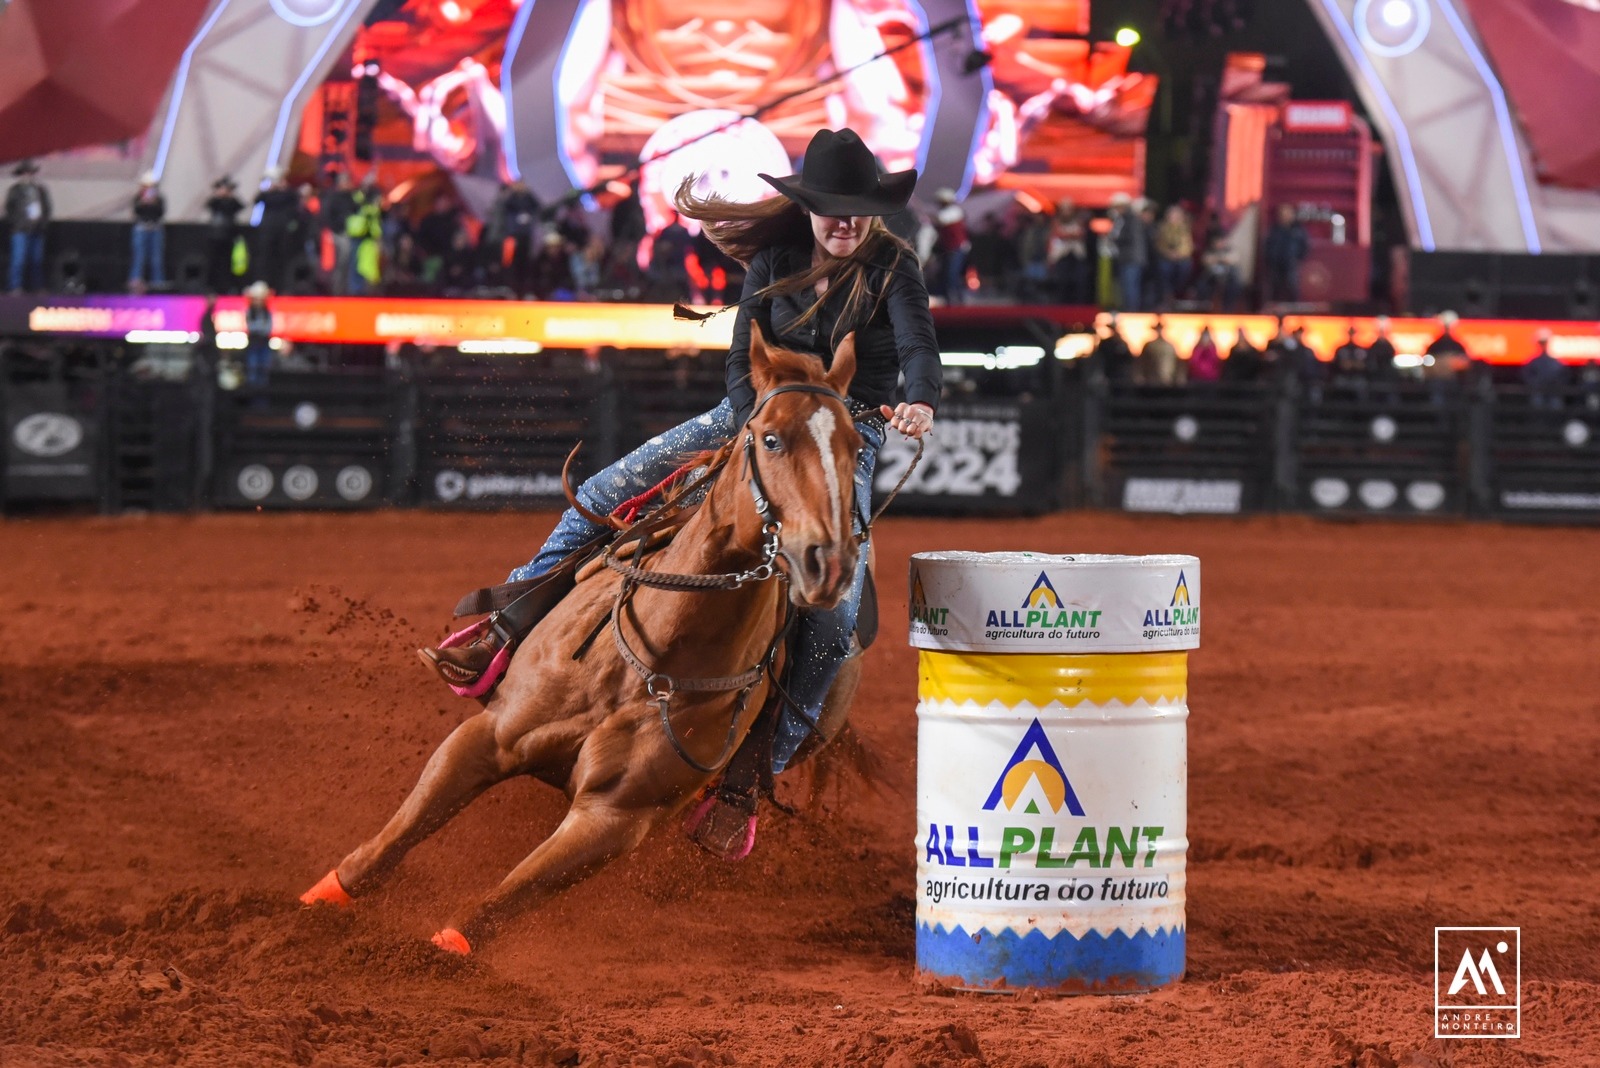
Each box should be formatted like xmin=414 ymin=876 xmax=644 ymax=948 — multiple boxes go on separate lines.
xmin=1088 ymin=311 xmax=1599 ymax=408
xmin=5 ymin=160 xmax=1314 ymax=315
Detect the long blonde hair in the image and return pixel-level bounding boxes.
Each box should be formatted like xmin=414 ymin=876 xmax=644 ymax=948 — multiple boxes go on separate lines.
xmin=673 ymin=178 xmax=912 ymax=343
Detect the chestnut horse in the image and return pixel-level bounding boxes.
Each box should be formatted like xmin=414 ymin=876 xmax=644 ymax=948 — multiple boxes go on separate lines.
xmin=301 ymin=327 xmax=865 ymax=954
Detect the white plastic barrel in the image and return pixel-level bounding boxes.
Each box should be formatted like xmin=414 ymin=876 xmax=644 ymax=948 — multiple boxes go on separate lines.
xmin=911 ymin=551 xmax=1199 ymax=993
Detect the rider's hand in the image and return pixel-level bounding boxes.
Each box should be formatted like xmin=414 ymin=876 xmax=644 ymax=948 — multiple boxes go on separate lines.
xmin=881 ymin=402 xmax=935 ymax=439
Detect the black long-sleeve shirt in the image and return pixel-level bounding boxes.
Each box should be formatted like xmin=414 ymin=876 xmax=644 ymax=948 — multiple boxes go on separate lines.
xmin=726 ymin=242 xmax=941 ymax=428
xmin=133 ymin=190 xmax=165 ymax=225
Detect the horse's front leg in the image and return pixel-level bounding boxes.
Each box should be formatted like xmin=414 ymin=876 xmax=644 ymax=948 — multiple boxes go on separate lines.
xmin=309 ymin=710 xmax=522 ymax=902
xmin=435 ymin=720 xmax=698 ymax=950
xmin=441 ymin=792 xmax=660 ymax=951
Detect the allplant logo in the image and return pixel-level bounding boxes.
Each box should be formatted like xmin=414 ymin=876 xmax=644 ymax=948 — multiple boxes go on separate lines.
xmin=1435 ymin=927 xmax=1519 ymax=1039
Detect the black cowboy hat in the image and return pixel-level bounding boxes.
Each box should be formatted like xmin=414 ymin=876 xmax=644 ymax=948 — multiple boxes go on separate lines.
xmin=13 ymin=159 xmax=40 ymax=176
xmin=759 ymin=129 xmax=916 ymax=217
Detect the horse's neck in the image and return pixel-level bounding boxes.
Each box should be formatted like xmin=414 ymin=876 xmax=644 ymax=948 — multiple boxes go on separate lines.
xmin=624 ymin=455 xmax=781 ymax=660
xmin=652 ymin=454 xmax=764 ymax=577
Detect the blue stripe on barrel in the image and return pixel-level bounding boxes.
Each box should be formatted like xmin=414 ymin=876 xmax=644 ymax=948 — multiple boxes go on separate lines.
xmin=916 ymin=923 xmax=1185 ymax=992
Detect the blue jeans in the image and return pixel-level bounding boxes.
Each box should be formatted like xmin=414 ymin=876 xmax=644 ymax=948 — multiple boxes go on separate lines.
xmin=245 ymin=341 xmax=273 ymax=388
xmin=1118 ymin=262 xmax=1145 ymax=311
xmin=130 ymin=225 xmax=166 ymax=286
xmin=941 ymin=248 xmax=968 ymax=304
xmin=9 ymin=231 xmax=44 ymax=291
xmin=512 ymin=397 xmax=884 ymax=772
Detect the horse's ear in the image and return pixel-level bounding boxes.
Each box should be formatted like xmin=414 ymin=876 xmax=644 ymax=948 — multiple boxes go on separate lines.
xmin=826 ymin=331 xmax=857 ymax=395
xmin=748 ymin=319 xmax=774 ymax=395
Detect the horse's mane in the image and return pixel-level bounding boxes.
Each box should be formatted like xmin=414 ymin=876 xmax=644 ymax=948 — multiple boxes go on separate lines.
xmin=760 ymin=343 xmax=838 ymax=389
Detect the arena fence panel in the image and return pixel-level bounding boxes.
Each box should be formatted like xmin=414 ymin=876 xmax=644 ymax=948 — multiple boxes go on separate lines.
xmin=107 ymin=373 xmax=208 ymax=513
xmin=1483 ymin=386 xmax=1600 ymax=521
xmin=1097 ymin=381 xmax=1277 ymax=517
xmin=211 ymin=369 xmax=399 ymax=510
xmin=1291 ymin=382 xmax=1466 ymax=519
xmin=416 ymin=353 xmax=616 ymax=510
xmin=1 ymin=343 xmax=111 ymax=511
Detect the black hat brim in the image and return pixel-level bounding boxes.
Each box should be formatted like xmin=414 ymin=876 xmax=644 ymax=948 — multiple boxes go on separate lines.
xmin=757 ymin=168 xmax=917 ymax=217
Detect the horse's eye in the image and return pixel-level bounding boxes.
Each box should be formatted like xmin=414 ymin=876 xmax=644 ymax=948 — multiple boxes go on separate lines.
xmin=762 ymin=432 xmax=783 ymax=452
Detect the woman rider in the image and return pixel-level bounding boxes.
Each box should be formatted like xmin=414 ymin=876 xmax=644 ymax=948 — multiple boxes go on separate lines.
xmin=421 ymin=128 xmax=939 ymax=850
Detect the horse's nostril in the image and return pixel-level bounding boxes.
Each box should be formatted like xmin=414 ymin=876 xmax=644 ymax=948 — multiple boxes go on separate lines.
xmin=804 ymin=544 xmax=829 ymax=581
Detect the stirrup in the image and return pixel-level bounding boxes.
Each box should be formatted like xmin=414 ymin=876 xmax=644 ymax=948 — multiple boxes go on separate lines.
xmin=683 ymin=784 xmax=758 ymax=861
xmin=419 ymin=613 xmax=517 ymax=699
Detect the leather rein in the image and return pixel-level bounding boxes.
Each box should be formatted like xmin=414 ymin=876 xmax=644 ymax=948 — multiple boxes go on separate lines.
xmin=602 ymin=383 xmax=923 ymax=773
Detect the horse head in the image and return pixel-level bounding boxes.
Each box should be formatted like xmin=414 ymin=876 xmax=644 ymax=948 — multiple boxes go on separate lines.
xmin=742 ymin=323 xmax=863 ymax=610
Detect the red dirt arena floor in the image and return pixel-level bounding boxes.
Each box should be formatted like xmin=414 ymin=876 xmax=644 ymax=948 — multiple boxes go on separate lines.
xmin=1 ymin=509 xmax=1597 ymax=1067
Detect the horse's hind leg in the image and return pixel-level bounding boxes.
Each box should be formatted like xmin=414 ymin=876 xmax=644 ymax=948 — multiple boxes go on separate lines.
xmin=442 ymin=794 xmax=658 ymax=949
xmin=319 ymin=711 xmax=520 ymax=898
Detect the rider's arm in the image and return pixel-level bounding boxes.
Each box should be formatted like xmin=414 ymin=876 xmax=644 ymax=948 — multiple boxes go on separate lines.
xmin=725 ymin=248 xmax=774 ymax=429
xmin=884 ymin=256 xmax=941 ymax=413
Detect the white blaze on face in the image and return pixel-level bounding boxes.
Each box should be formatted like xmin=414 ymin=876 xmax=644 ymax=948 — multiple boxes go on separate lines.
xmin=807 ymin=406 xmax=842 ymax=528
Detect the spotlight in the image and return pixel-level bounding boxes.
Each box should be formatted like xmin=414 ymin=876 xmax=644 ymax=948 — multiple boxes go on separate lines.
xmin=1380 ymin=0 xmax=1412 ymax=27
xmin=1115 ymin=27 xmax=1141 ymax=47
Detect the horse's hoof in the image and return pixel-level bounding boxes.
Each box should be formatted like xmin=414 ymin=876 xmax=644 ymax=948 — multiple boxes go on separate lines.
xmin=430 ymin=928 xmax=472 ymax=956
xmin=683 ymin=794 xmax=758 ymax=861
xmin=299 ymin=869 xmax=354 ymax=909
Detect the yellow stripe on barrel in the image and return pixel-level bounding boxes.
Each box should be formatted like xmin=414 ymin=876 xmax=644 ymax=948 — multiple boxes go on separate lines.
xmin=918 ymin=650 xmax=1187 ymax=707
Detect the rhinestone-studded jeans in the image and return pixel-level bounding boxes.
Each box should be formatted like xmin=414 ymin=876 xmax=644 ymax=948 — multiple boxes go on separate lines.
xmin=510 ymin=398 xmax=883 ymax=772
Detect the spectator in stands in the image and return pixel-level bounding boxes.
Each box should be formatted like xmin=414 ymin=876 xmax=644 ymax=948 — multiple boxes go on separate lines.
xmin=1223 ymin=330 xmax=1264 ymax=383
xmin=1016 ymin=210 xmax=1051 ymax=303
xmin=489 ymin=179 xmax=541 ymax=297
xmin=1153 ymin=204 xmax=1193 ymax=308
xmin=5 ymin=159 xmax=51 ymax=293
xmin=607 ymin=180 xmax=646 ymax=290
xmin=968 ymin=212 xmax=1011 ymax=298
xmin=1139 ymin=199 xmax=1161 ymax=308
xmin=572 ymin=234 xmax=607 ymax=299
xmin=294 ymin=185 xmax=320 ymax=292
xmin=1332 ymin=324 xmax=1368 ymax=396
xmin=647 ymin=211 xmax=693 ymax=302
xmin=1284 ymin=324 xmax=1323 ymax=399
xmin=1188 ymin=325 xmax=1222 ymax=383
xmin=1425 ymin=310 xmax=1467 ymax=367
xmin=1366 ymin=315 xmax=1398 ymax=382
xmin=1522 ymin=329 xmax=1568 ymax=412
xmin=321 ymin=170 xmax=358 ymax=295
xmin=1422 ymin=311 xmax=1471 ymax=403
xmin=417 ymin=195 xmax=464 ymax=287
xmin=243 ymin=281 xmax=274 ymax=388
xmin=556 ymin=202 xmax=592 ymax=252
xmin=252 ymin=169 xmax=301 ymax=292
xmin=1195 ymin=229 xmax=1242 ymax=311
xmin=1263 ymin=204 xmax=1308 ymax=304
xmin=480 ymin=183 xmax=510 ymax=289
xmin=933 ymin=188 xmax=970 ymax=304
xmin=1109 ymin=192 xmax=1148 ymax=311
xmin=127 ymin=172 xmax=167 ymax=293
xmin=1092 ymin=313 xmax=1135 ymax=384
xmin=204 ymin=177 xmax=245 ymax=295
xmin=1049 ymin=200 xmax=1090 ymax=305
xmin=532 ymin=230 xmax=576 ymax=299
xmin=345 ymin=176 xmax=384 ymax=295
xmin=1136 ymin=318 xmax=1183 ymax=386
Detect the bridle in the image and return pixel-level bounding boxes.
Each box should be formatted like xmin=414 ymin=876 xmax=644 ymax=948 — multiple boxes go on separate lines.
xmin=602 ymin=381 xmax=921 ymax=772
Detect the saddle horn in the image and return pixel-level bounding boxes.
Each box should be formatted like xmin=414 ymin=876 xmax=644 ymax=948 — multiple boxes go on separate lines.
xmin=562 ymin=443 xmax=628 ymax=532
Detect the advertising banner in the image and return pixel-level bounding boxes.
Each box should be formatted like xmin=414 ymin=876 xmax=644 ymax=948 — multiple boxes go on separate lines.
xmin=873 ymin=399 xmax=1059 ymax=514
xmin=4 ymin=384 xmax=99 ymax=502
